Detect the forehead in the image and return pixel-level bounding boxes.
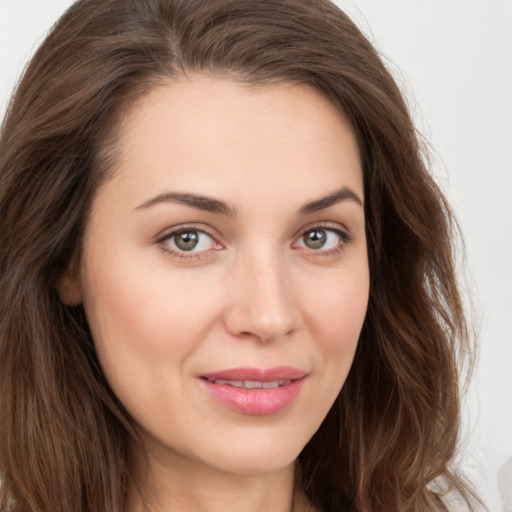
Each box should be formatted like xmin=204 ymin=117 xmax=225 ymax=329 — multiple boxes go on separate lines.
xmin=105 ymin=75 xmax=363 ymax=210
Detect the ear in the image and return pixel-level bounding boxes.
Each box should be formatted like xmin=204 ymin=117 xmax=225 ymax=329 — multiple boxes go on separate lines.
xmin=56 ymin=255 xmax=83 ymax=306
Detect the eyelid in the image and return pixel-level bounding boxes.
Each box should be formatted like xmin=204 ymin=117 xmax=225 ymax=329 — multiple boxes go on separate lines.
xmin=292 ymin=221 xmax=352 ymax=242
xmin=291 ymin=222 xmax=353 ymax=255
xmin=156 ymin=224 xmax=224 ymax=259
xmin=155 ymin=221 xmax=353 ymax=261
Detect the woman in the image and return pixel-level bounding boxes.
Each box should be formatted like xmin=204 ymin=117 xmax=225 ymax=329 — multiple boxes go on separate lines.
xmin=0 ymin=0 xmax=478 ymax=510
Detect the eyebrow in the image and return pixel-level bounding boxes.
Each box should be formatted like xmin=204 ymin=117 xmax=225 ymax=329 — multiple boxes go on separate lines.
xmin=298 ymin=186 xmax=363 ymax=215
xmin=134 ymin=192 xmax=236 ymax=216
xmin=134 ymin=186 xmax=363 ymax=216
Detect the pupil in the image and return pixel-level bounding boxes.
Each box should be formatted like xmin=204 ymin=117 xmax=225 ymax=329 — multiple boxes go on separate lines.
xmin=304 ymin=229 xmax=326 ymax=249
xmin=176 ymin=231 xmax=199 ymax=251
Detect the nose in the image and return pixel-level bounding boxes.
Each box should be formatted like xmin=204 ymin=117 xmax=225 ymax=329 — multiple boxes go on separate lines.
xmin=223 ymin=247 xmax=300 ymax=343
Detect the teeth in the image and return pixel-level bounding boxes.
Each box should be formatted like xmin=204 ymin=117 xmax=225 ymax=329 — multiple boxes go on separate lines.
xmin=263 ymin=379 xmax=291 ymax=388
xmin=244 ymin=380 xmax=262 ymax=389
xmin=214 ymin=379 xmax=244 ymax=387
xmin=210 ymin=379 xmax=291 ymax=389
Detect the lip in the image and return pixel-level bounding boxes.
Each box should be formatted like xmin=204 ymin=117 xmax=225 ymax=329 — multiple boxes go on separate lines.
xmin=199 ymin=366 xmax=308 ymax=415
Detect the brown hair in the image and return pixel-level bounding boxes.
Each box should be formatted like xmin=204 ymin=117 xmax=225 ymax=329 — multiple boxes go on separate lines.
xmin=0 ymin=0 xmax=477 ymax=510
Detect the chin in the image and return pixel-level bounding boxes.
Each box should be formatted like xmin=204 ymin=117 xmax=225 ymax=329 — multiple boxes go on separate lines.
xmin=192 ymin=428 xmax=309 ymax=476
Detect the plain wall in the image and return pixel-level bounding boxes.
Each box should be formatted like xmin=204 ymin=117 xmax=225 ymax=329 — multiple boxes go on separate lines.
xmin=1 ymin=1 xmax=511 ymax=510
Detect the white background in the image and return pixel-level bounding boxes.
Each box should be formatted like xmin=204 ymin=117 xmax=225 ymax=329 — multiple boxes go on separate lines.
xmin=1 ymin=1 xmax=511 ymax=510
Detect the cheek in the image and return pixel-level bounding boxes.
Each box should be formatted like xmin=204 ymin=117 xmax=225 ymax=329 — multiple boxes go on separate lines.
xmin=82 ymin=258 xmax=222 ymax=374
xmin=81 ymin=261 xmax=225 ymax=435
xmin=305 ymin=266 xmax=369 ymax=345
xmin=302 ymin=263 xmax=369 ymax=396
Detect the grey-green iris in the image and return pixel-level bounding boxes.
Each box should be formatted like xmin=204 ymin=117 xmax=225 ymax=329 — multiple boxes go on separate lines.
xmin=303 ymin=229 xmax=326 ymax=249
xmin=175 ymin=230 xmax=199 ymax=251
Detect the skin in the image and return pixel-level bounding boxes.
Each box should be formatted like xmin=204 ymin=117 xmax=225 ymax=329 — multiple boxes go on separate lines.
xmin=60 ymin=75 xmax=369 ymax=512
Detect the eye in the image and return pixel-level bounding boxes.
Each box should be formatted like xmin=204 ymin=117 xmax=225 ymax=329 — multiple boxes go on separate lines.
xmin=160 ymin=228 xmax=219 ymax=254
xmin=295 ymin=226 xmax=349 ymax=252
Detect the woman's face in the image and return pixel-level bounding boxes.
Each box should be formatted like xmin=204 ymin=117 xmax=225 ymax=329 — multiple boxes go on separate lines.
xmin=64 ymin=76 xmax=369 ymax=476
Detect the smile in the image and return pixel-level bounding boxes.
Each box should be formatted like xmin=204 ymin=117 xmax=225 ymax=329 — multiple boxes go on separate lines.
xmin=200 ymin=367 xmax=307 ymax=415
xmin=205 ymin=379 xmax=291 ymax=389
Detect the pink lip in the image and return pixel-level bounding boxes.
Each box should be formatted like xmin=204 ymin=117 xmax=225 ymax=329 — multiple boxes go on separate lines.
xmin=200 ymin=366 xmax=307 ymax=415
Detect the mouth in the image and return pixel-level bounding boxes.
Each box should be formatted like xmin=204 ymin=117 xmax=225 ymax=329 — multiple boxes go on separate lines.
xmin=199 ymin=366 xmax=307 ymax=415
xmin=203 ymin=378 xmax=292 ymax=389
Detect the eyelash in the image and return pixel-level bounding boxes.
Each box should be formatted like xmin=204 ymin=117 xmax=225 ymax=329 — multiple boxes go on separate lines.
xmin=156 ymin=225 xmax=222 ymax=261
xmin=156 ymin=223 xmax=353 ymax=261
xmin=293 ymin=223 xmax=353 ymax=259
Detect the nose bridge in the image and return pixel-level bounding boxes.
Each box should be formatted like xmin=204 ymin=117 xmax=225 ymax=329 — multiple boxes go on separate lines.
xmin=224 ymin=242 xmax=298 ymax=342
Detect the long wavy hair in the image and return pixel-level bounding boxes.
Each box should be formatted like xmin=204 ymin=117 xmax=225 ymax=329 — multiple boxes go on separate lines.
xmin=0 ymin=0 xmax=477 ymax=510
